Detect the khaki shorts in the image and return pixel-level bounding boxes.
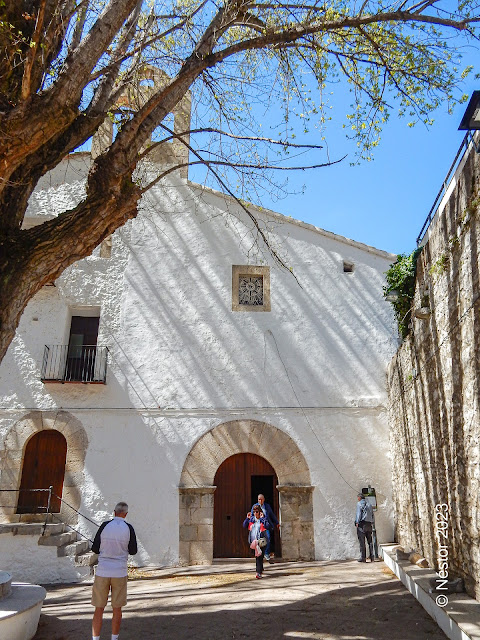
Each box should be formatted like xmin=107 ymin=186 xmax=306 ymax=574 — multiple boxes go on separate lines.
xmin=91 ymin=575 xmax=128 ymax=608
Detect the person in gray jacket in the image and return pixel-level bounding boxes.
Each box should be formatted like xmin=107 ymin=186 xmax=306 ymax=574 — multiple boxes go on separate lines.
xmin=355 ymin=493 xmax=374 ymax=562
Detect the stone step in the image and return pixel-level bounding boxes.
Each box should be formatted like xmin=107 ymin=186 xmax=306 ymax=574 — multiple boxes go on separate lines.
xmin=77 ymin=565 xmax=96 ymax=578
xmin=0 ymin=522 xmax=65 ymax=536
xmin=2 ymin=513 xmax=54 ymax=524
xmin=75 ymin=551 xmax=98 ymax=567
xmin=57 ymin=539 xmax=90 ymax=558
xmin=38 ymin=530 xmax=77 ymax=547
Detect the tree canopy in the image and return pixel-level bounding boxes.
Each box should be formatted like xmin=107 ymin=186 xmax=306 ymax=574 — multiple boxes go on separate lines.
xmin=0 ymin=0 xmax=478 ymax=361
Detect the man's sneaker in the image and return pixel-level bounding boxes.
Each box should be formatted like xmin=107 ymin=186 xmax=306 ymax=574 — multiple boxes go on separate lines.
xmin=255 ymin=573 xmax=262 ymax=579
xmin=264 ymin=554 xmax=271 ymax=561
xmin=357 ymin=559 xmax=366 ymax=562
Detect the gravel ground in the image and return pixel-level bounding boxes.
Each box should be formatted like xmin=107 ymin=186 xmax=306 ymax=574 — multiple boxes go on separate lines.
xmin=33 ymin=559 xmax=447 ymax=640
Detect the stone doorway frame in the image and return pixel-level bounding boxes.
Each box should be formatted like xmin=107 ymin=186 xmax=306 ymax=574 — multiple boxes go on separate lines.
xmin=0 ymin=411 xmax=88 ymax=525
xmin=179 ymin=419 xmax=314 ymax=565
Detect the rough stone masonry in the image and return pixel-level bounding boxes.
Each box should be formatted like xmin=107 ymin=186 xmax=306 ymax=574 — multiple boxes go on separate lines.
xmin=388 ymin=134 xmax=480 ymax=598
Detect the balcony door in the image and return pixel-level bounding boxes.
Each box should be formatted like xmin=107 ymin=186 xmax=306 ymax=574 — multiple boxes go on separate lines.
xmin=65 ymin=315 xmax=99 ymax=382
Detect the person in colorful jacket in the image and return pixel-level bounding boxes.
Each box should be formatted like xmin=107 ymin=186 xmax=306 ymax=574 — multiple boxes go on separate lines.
xmin=243 ymin=504 xmax=270 ymax=578
xmin=251 ymin=494 xmax=279 ymax=561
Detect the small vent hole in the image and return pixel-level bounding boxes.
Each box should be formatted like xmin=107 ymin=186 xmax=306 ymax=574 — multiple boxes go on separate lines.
xmin=343 ymin=261 xmax=355 ymax=273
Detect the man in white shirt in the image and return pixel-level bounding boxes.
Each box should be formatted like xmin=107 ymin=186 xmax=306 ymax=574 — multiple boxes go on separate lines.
xmin=91 ymin=501 xmax=137 ymax=640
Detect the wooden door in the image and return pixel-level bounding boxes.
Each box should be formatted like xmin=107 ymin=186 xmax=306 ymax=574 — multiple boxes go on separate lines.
xmin=17 ymin=431 xmax=67 ymax=514
xmin=213 ymin=453 xmax=280 ymax=558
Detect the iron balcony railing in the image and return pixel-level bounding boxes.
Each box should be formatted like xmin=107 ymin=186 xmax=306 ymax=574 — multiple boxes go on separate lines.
xmin=416 ymin=131 xmax=477 ymax=247
xmin=41 ymin=345 xmax=108 ymax=383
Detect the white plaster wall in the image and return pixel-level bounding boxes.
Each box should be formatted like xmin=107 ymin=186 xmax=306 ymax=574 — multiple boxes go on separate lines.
xmin=123 ymin=178 xmax=397 ymax=410
xmin=0 ymin=155 xmax=398 ymax=567
xmin=0 ymin=534 xmax=86 ymax=583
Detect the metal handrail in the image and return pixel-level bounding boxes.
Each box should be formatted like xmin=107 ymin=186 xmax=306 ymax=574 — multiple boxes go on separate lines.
xmin=416 ymin=131 xmax=476 ymax=247
xmin=0 ymin=488 xmax=53 ymax=514
xmin=44 ymin=486 xmax=53 ymax=535
xmin=0 ymin=487 xmax=100 ymax=543
xmin=48 ymin=512 xmax=96 ymax=544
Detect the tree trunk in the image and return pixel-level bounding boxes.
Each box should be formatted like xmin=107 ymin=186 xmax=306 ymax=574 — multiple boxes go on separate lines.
xmin=0 ymin=172 xmax=141 ymax=363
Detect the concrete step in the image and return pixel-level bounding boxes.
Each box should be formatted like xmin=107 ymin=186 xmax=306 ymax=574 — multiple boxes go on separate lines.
xmin=2 ymin=513 xmax=54 ymax=524
xmin=74 ymin=540 xmax=90 ymax=557
xmin=75 ymin=551 xmax=98 ymax=567
xmin=77 ymin=565 xmax=95 ymax=579
xmin=38 ymin=530 xmax=77 ymax=547
xmin=57 ymin=539 xmax=90 ymax=558
xmin=0 ymin=522 xmax=65 ymax=536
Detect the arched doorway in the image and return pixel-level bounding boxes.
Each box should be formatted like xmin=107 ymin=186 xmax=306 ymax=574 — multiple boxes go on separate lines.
xmin=213 ymin=453 xmax=280 ymax=558
xmin=17 ymin=430 xmax=67 ymax=514
xmin=179 ymin=419 xmax=314 ymax=566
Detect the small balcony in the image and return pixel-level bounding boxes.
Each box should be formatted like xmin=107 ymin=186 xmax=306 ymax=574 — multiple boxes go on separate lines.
xmin=41 ymin=345 xmax=108 ymax=384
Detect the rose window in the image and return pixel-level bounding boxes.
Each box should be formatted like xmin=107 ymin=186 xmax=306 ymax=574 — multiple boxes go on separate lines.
xmin=238 ymin=276 xmax=264 ymax=306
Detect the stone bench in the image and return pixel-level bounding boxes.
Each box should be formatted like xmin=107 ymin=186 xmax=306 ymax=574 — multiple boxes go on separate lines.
xmin=381 ymin=544 xmax=480 ymax=640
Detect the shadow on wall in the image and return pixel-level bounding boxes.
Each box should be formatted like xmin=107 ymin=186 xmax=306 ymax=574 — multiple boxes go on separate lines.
xmin=121 ymin=176 xmax=397 ymax=412
xmin=77 ymin=407 xmax=190 ymax=567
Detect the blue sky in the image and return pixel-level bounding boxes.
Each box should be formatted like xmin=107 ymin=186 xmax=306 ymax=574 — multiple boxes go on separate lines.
xmin=252 ymin=80 xmax=479 ymax=257
xmin=78 ymin=68 xmax=478 ymax=257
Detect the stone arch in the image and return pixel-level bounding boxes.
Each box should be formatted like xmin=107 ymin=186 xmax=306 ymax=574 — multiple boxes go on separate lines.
xmin=179 ymin=420 xmax=314 ymax=565
xmin=0 ymin=411 xmax=88 ymax=525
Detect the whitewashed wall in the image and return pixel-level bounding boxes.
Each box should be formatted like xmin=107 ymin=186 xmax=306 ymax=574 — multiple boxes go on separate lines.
xmin=0 ymin=154 xmax=398 ymax=578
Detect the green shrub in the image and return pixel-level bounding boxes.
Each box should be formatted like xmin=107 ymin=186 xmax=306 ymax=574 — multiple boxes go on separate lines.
xmin=384 ymin=248 xmax=422 ymax=339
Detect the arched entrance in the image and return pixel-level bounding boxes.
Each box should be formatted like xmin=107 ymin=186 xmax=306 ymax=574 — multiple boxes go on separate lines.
xmin=179 ymin=419 xmax=314 ymax=565
xmin=0 ymin=411 xmax=88 ymax=525
xmin=213 ymin=453 xmax=280 ymax=558
xmin=17 ymin=430 xmax=67 ymax=514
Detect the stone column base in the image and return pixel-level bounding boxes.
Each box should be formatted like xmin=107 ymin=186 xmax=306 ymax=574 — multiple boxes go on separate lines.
xmin=178 ymin=486 xmax=216 ymax=565
xmin=277 ymin=485 xmax=315 ymax=561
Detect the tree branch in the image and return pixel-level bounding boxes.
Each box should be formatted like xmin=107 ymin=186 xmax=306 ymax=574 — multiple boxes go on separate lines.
xmin=153 ymin=122 xmax=301 ymax=279
xmin=20 ymin=0 xmax=48 ymax=100
xmin=70 ymin=0 xmax=90 ymax=51
xmin=138 ymin=127 xmax=324 ymax=160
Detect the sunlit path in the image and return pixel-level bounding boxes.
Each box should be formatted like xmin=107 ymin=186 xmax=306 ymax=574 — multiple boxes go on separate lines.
xmin=34 ymin=560 xmax=446 ymax=639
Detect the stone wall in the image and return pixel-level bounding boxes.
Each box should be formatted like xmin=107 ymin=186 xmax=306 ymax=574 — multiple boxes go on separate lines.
xmin=388 ymin=136 xmax=480 ymax=598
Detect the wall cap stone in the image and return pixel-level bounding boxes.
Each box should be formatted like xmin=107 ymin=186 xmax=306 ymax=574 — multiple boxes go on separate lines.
xmin=179 ymin=486 xmax=217 ymax=494
xmin=277 ymin=485 xmax=315 ymax=493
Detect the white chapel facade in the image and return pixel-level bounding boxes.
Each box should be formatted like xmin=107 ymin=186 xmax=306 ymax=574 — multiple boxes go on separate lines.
xmin=0 ymin=147 xmax=398 ymax=579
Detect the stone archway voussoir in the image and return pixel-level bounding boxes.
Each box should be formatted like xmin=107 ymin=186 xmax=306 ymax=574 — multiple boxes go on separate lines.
xmin=179 ymin=420 xmax=314 ymax=565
